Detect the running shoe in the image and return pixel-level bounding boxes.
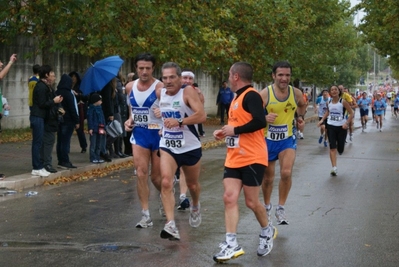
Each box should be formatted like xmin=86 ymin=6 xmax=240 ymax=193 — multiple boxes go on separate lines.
xmin=177 ymin=198 xmax=190 ymax=210
xmin=376 ymin=123 xmax=379 ymax=129
xmin=318 ymin=135 xmax=323 ymax=144
xmin=160 ymin=221 xmax=180 ymax=240
xmin=189 ymin=206 xmax=202 ymax=227
xmin=275 ymin=206 xmax=289 ymax=225
xmin=380 ymin=128 xmax=382 ymax=132
xmin=330 ymin=166 xmax=338 ymax=176
xmin=213 ymin=241 xmax=245 ymax=263
xmin=135 ymin=214 xmax=153 ymax=228
xmin=257 ymin=234 xmax=273 ymax=257
xmin=299 ymin=131 xmax=304 ymax=139
xmin=349 ymin=134 xmax=353 ymax=141
xmin=324 ymin=140 xmax=328 ymax=147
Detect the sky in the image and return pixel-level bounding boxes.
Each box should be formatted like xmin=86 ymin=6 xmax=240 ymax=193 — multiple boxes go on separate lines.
xmin=350 ymin=0 xmax=365 ymax=26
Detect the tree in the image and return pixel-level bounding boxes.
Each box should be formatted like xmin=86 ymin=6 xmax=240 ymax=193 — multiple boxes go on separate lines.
xmin=0 ymin=0 xmax=363 ymax=86
xmin=356 ymin=0 xmax=399 ymax=76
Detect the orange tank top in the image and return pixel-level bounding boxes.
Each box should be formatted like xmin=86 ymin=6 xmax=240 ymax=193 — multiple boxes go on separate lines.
xmin=225 ymin=88 xmax=268 ymax=168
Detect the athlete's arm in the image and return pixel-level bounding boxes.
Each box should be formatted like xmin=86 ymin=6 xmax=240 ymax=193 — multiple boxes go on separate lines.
xmin=342 ymin=100 xmax=354 ymax=127
xmin=182 ymin=86 xmax=206 ymax=125
xmin=350 ymin=96 xmax=358 ymax=109
xmin=234 ymin=91 xmax=266 ymax=135
xmin=294 ymin=87 xmax=307 ymax=122
xmin=259 ymin=87 xmax=269 ymax=107
xmin=124 ymin=81 xmax=134 ymax=131
xmin=155 ymin=81 xmax=164 ymax=99
xmin=260 ymin=87 xmax=278 ymax=123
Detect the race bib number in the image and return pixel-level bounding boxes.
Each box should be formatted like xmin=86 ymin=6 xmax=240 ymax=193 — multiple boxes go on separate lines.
xmin=163 ymin=130 xmax=185 ymax=148
xmin=329 ymin=113 xmax=343 ymax=121
xmin=132 ymin=107 xmax=149 ymax=124
xmin=225 ymin=135 xmax=239 ymax=148
xmin=267 ymin=124 xmax=288 ymax=141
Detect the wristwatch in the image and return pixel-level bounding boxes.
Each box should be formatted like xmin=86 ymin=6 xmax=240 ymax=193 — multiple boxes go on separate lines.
xmin=177 ymin=118 xmax=183 ymax=127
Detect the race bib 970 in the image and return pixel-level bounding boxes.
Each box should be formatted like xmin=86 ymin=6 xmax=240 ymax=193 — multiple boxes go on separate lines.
xmin=267 ymin=124 xmax=288 ymax=141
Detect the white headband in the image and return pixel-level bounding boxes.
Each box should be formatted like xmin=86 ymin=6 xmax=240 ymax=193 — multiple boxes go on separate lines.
xmin=181 ymin=71 xmax=195 ymax=78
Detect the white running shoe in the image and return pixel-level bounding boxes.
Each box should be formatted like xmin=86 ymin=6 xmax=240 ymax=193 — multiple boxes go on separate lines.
xmin=189 ymin=207 xmax=202 ymax=228
xmin=213 ymin=241 xmax=245 ymax=263
xmin=135 ymin=213 xmax=153 ymax=228
xmin=275 ymin=206 xmax=289 ymax=225
xmin=330 ymin=166 xmax=338 ymax=176
xmin=257 ymin=234 xmax=273 ymax=257
xmin=160 ymin=221 xmax=180 ymax=240
xmin=31 ymin=168 xmax=50 ymax=177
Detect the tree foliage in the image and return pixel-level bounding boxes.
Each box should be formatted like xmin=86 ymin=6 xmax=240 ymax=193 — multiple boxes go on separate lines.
xmin=356 ymin=0 xmax=399 ymax=79
xmin=0 ymin=0 xmax=367 ymax=87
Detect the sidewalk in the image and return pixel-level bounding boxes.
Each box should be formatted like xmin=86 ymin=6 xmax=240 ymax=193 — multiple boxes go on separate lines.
xmin=0 ymin=124 xmax=222 ymax=191
xmin=0 ymin=116 xmax=317 ymax=191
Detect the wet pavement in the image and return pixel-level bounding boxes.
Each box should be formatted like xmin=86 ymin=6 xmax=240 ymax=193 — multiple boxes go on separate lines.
xmin=1 ymin=113 xmax=399 ymax=266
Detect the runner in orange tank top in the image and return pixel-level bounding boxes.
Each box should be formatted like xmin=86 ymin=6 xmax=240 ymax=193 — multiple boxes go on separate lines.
xmin=212 ymin=62 xmax=276 ymax=263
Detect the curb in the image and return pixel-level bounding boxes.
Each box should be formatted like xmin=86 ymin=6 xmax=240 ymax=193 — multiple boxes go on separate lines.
xmin=0 ymin=157 xmax=132 ymax=192
xmin=0 ymin=115 xmax=318 ymax=192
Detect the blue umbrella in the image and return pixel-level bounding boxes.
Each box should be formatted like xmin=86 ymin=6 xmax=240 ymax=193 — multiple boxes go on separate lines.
xmin=80 ymin=55 xmax=124 ymax=95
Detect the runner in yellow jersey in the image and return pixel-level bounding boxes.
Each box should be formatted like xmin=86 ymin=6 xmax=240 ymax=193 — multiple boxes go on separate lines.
xmin=259 ymin=61 xmax=307 ymax=225
xmin=338 ymin=85 xmax=357 ymax=141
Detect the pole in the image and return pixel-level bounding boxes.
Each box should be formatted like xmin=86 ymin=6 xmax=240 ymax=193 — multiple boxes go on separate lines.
xmin=373 ymin=51 xmax=376 ymax=93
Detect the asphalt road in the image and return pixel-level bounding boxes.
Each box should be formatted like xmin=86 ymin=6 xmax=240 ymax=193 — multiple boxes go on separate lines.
xmin=0 ymin=115 xmax=398 ymax=267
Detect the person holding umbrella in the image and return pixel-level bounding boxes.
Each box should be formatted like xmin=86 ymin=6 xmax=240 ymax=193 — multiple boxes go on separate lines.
xmin=80 ymin=55 xmax=125 ymax=162
xmin=124 ymin=53 xmax=164 ymax=228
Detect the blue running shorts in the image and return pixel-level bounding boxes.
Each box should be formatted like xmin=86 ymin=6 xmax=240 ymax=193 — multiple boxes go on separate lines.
xmin=130 ymin=127 xmax=160 ymax=151
xmin=265 ymin=136 xmax=297 ymax=161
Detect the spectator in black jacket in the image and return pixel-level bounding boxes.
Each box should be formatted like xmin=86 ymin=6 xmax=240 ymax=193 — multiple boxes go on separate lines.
xmin=112 ymin=72 xmax=128 ymax=158
xmin=42 ymin=71 xmax=62 ymax=173
xmin=30 ymin=65 xmax=63 ymax=177
xmin=56 ymin=74 xmax=79 ymax=169
xmin=69 ymin=71 xmax=88 ymax=153
xmin=99 ymin=79 xmax=115 ymax=162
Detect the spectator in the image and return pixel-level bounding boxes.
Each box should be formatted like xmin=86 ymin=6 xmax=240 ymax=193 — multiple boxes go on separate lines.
xmin=216 ymin=81 xmax=234 ymax=125
xmin=0 ymin=95 xmax=10 ymax=132
xmin=87 ymin=93 xmax=106 ymax=164
xmin=28 ymin=64 xmax=41 ymax=109
xmin=41 ymin=70 xmax=60 ymax=173
xmin=69 ymin=71 xmax=88 ymax=153
xmin=30 ymin=65 xmax=63 ymax=177
xmin=56 ymin=74 xmax=79 ymax=169
xmin=99 ymin=79 xmax=115 ymax=162
xmin=113 ymin=71 xmax=128 ymax=158
xmin=0 ymin=53 xmax=16 ymax=180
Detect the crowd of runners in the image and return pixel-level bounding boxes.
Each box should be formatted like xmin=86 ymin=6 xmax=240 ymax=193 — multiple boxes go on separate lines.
xmin=314 ymin=84 xmax=399 ymax=176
